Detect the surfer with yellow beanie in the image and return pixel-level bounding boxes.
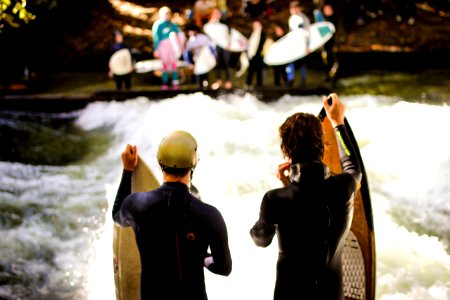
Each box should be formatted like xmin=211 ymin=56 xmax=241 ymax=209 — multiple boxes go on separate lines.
xmin=113 ymin=130 xmax=232 ymax=299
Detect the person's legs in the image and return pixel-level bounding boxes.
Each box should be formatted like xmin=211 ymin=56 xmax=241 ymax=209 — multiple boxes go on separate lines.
xmin=124 ymin=73 xmax=132 ymax=90
xmin=246 ymin=59 xmax=255 ymax=86
xmin=161 ymin=63 xmax=170 ymax=90
xmin=255 ymin=57 xmax=263 ymax=87
xmin=159 ymin=39 xmax=179 ymax=90
xmin=273 ymin=66 xmax=281 ymax=86
xmin=222 ymin=49 xmax=232 ymax=89
xmin=170 ymin=61 xmax=179 ymax=90
xmin=286 ymin=63 xmax=295 ymax=86
xmin=299 ymin=58 xmax=307 ymax=86
xmin=114 ymin=75 xmax=123 ymax=90
xmin=198 ymin=73 xmax=208 ymax=89
xmin=213 ymin=47 xmax=224 ymax=89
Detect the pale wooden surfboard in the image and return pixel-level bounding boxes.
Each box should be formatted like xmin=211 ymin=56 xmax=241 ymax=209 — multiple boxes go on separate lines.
xmin=113 ymin=156 xmax=160 ymax=300
xmin=109 ymin=48 xmax=133 ymax=76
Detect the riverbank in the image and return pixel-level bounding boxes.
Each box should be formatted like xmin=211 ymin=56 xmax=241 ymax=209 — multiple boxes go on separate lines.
xmin=1 ymin=67 xmax=448 ymax=113
xmin=0 ymin=68 xmax=330 ymax=112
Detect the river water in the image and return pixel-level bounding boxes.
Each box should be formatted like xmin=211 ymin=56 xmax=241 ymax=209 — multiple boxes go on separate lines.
xmin=1 ymin=81 xmax=449 ymax=299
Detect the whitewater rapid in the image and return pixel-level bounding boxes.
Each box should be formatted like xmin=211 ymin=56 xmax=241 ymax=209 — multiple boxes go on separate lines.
xmin=1 ymin=92 xmax=449 ymax=299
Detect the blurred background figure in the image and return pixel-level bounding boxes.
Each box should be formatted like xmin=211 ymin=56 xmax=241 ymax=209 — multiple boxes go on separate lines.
xmin=183 ymin=23 xmax=215 ymax=89
xmin=152 ymin=6 xmax=186 ymax=90
xmin=288 ymin=0 xmax=310 ymax=86
xmin=265 ymin=0 xmax=281 ymax=17
xmin=194 ymin=0 xmax=215 ymax=27
xmin=245 ymin=19 xmax=266 ymax=89
xmin=267 ymin=22 xmax=288 ymax=87
xmin=214 ymin=0 xmax=230 ymax=19
xmin=205 ymin=7 xmax=233 ymax=90
xmin=318 ymin=2 xmax=339 ymax=86
xmin=244 ymin=0 xmax=266 ymax=19
xmin=108 ymin=30 xmax=134 ymax=91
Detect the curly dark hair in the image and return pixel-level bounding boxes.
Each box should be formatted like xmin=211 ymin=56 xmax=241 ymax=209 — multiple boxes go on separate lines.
xmin=279 ymin=112 xmax=324 ymax=163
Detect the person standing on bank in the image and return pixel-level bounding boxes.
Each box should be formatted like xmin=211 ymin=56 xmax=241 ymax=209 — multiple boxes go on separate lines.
xmin=246 ymin=19 xmax=266 ymax=89
xmin=250 ymin=93 xmax=362 ymax=300
xmin=183 ymin=23 xmax=215 ymax=89
xmin=113 ymin=130 xmax=232 ymax=299
xmin=320 ymin=3 xmax=339 ymax=86
xmin=204 ymin=7 xmax=233 ymax=90
xmin=287 ymin=0 xmax=310 ymax=86
xmin=152 ymin=6 xmax=186 ymax=90
xmin=269 ymin=22 xmax=288 ymax=87
xmin=108 ymin=30 xmax=134 ymax=90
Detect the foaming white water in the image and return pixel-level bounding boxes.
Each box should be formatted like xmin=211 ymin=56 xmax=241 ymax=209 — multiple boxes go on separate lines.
xmin=77 ymin=93 xmax=450 ymax=300
xmin=0 ymin=160 xmax=108 ymax=298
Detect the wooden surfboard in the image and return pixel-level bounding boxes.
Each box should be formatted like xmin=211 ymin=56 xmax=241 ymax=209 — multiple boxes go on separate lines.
xmin=319 ymin=109 xmax=376 ymax=300
xmin=113 ymin=156 xmax=160 ymax=300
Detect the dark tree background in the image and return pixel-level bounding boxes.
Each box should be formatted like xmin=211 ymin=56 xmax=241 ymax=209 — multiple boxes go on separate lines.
xmin=0 ymin=0 xmax=449 ymax=83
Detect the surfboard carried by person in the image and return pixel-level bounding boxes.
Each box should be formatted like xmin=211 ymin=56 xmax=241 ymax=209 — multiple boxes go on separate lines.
xmin=263 ymin=21 xmax=335 ymax=66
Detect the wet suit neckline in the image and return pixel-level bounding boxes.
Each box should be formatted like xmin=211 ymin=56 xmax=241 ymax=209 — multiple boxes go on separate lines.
xmin=289 ymin=161 xmax=331 ymax=183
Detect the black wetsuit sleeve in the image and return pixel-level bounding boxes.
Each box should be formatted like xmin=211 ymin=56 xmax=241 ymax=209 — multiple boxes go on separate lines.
xmin=249 ymin=193 xmax=276 ymax=247
xmin=206 ymin=208 xmax=232 ymax=276
xmin=112 ymin=169 xmax=133 ymax=225
xmin=334 ymin=124 xmax=362 ymax=185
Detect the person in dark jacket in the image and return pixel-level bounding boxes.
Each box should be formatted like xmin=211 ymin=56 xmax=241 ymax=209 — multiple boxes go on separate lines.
xmin=246 ymin=19 xmax=266 ymax=89
xmin=113 ymin=130 xmax=232 ymax=300
xmin=108 ymin=30 xmax=133 ymax=90
xmin=270 ymin=22 xmax=288 ymax=87
xmin=250 ymin=93 xmax=362 ymax=300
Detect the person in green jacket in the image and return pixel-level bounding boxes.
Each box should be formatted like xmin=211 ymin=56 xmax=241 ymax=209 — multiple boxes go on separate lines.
xmin=152 ymin=6 xmax=186 ymax=90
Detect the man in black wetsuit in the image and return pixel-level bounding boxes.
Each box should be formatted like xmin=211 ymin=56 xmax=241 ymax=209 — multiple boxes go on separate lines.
xmin=113 ymin=130 xmax=232 ymax=300
xmin=250 ymin=93 xmax=361 ymax=300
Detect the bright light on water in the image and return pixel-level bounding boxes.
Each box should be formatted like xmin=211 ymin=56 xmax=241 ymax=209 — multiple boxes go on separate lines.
xmin=79 ymin=93 xmax=450 ymax=300
xmin=1 ymin=92 xmax=449 ymax=299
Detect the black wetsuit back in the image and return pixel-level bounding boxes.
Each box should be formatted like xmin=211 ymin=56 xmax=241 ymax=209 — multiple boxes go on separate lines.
xmin=250 ymin=124 xmax=361 ymax=300
xmin=113 ymin=179 xmax=232 ymax=300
